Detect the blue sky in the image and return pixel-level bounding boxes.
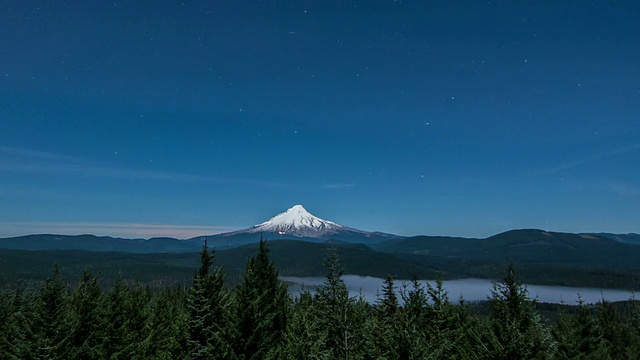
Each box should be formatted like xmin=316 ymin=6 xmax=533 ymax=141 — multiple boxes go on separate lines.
xmin=1 ymin=1 xmax=639 ymax=238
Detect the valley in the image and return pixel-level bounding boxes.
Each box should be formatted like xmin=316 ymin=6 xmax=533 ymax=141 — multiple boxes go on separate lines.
xmin=1 ymin=205 xmax=639 ymax=292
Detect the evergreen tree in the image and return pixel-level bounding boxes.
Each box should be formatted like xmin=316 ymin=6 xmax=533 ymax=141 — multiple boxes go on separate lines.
xmin=0 ymin=289 xmax=35 ymax=360
xmin=140 ymin=289 xmax=188 ymax=359
xmin=377 ymin=275 xmax=398 ymax=318
xmin=315 ymin=246 xmax=375 ymax=359
xmin=425 ymin=278 xmax=487 ymax=359
xmin=631 ymin=295 xmax=640 ymax=357
xmin=347 ymin=295 xmax=377 ymax=359
xmin=119 ymin=283 xmax=151 ymax=357
xmin=315 ymin=246 xmax=351 ymax=359
xmin=101 ymin=276 xmax=150 ymax=359
xmin=11 ymin=289 xmax=42 ymax=359
xmin=396 ymin=279 xmax=432 ymax=359
xmin=186 ymin=241 xmax=234 ymax=359
xmin=374 ymin=276 xmax=400 ymax=359
xmin=101 ymin=274 xmax=130 ymax=358
xmin=67 ymin=269 xmax=104 ymax=359
xmin=552 ymin=296 xmax=602 ymax=359
xmin=35 ymin=263 xmax=71 ymax=359
xmin=595 ymin=299 xmax=636 ymax=359
xmin=0 ymin=290 xmax=16 ymax=359
xmin=278 ymin=291 xmax=331 ymax=359
xmin=234 ymin=236 xmax=288 ymax=360
xmin=488 ymin=264 xmax=555 ymax=359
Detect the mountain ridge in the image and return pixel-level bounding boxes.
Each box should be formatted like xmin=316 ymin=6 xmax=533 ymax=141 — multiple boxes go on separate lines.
xmin=0 ymin=205 xmax=638 ymax=254
xmin=201 ymin=204 xmax=400 ymax=246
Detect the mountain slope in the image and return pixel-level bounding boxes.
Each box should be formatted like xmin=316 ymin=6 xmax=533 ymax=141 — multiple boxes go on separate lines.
xmin=371 ymin=229 xmax=640 ymax=268
xmin=594 ymin=233 xmax=640 ymax=245
xmin=204 ymin=205 xmax=401 ymax=246
xmin=247 ymin=204 xmax=344 ymax=237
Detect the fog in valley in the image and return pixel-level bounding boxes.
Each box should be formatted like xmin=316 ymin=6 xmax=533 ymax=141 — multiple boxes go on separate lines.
xmin=282 ymin=275 xmax=635 ymax=305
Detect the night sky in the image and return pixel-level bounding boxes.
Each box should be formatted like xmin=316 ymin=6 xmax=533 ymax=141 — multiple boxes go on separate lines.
xmin=1 ymin=1 xmax=639 ymax=239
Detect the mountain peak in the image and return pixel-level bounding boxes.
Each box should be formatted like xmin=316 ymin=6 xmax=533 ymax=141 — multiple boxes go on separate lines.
xmin=248 ymin=205 xmax=345 ymax=237
xmin=288 ymin=204 xmax=310 ymax=215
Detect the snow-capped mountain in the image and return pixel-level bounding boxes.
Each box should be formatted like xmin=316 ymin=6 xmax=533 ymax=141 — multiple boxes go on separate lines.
xmin=246 ymin=205 xmax=345 ymax=238
xmin=208 ymin=205 xmax=401 ymax=247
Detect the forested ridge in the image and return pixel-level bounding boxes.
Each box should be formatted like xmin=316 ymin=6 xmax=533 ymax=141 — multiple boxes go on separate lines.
xmin=2 ymin=239 xmax=639 ymax=359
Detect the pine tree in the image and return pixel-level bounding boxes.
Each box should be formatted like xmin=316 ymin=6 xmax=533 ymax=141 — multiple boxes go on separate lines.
xmin=315 ymin=246 xmax=376 ymax=359
xmin=35 ymin=263 xmax=71 ymax=359
xmin=595 ymin=299 xmax=636 ymax=359
xmin=426 ymin=278 xmax=455 ymax=358
xmin=67 ymin=269 xmax=104 ymax=359
xmin=278 ymin=291 xmax=331 ymax=359
xmin=234 ymin=236 xmax=288 ymax=360
xmin=374 ymin=276 xmax=400 ymax=359
xmin=101 ymin=274 xmax=130 ymax=358
xmin=186 ymin=241 xmax=234 ymax=359
xmin=377 ymin=275 xmax=398 ymax=318
xmin=0 ymin=289 xmax=33 ymax=360
xmin=396 ymin=279 xmax=431 ymax=359
xmin=631 ymin=295 xmax=640 ymax=357
xmin=347 ymin=295 xmax=377 ymax=359
xmin=315 ymin=246 xmax=351 ymax=359
xmin=552 ymin=296 xmax=602 ymax=359
xmin=119 ymin=283 xmax=151 ymax=357
xmin=141 ymin=288 xmax=188 ymax=359
xmin=100 ymin=275 xmax=150 ymax=359
xmin=9 ymin=289 xmax=41 ymax=359
xmin=488 ymin=264 xmax=555 ymax=359
xmin=425 ymin=278 xmax=486 ymax=359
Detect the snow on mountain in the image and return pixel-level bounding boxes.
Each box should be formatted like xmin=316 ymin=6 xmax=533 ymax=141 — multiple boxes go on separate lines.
xmin=245 ymin=205 xmax=346 ymax=238
xmin=209 ymin=204 xmax=402 ymax=246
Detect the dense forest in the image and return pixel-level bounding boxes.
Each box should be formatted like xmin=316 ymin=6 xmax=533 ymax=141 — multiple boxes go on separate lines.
xmin=2 ymin=239 xmax=639 ymax=359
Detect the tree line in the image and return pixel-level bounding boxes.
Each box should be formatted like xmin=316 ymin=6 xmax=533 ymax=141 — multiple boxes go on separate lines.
xmin=1 ymin=238 xmax=639 ymax=359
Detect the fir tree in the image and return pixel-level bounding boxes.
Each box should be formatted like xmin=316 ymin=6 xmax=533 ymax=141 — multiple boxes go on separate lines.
xmin=315 ymin=246 xmax=375 ymax=359
xmin=234 ymin=236 xmax=288 ymax=360
xmin=35 ymin=263 xmax=71 ymax=359
xmin=315 ymin=246 xmax=351 ymax=358
xmin=101 ymin=274 xmax=130 ymax=358
xmin=141 ymin=289 xmax=188 ymax=359
xmin=553 ymin=296 xmax=602 ymax=359
xmin=0 ymin=289 xmax=34 ymax=360
xmin=377 ymin=275 xmax=398 ymax=318
xmin=119 ymin=283 xmax=151 ymax=357
xmin=595 ymin=299 xmax=636 ymax=359
xmin=11 ymin=289 xmax=41 ymax=359
xmin=186 ymin=241 xmax=234 ymax=359
xmin=374 ymin=276 xmax=400 ymax=359
xmin=488 ymin=264 xmax=555 ymax=359
xmin=101 ymin=276 xmax=150 ymax=359
xmin=278 ymin=291 xmax=331 ymax=359
xmin=631 ymin=295 xmax=640 ymax=357
xmin=68 ymin=269 xmax=104 ymax=359
xmin=425 ymin=278 xmax=486 ymax=359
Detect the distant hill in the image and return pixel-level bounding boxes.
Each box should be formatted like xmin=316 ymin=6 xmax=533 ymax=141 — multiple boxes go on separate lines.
xmin=594 ymin=233 xmax=640 ymax=245
xmin=0 ymin=234 xmax=204 ymax=253
xmin=370 ymin=229 xmax=640 ymax=269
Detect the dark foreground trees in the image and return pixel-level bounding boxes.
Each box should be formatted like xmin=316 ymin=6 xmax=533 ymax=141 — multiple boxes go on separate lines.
xmin=187 ymin=242 xmax=234 ymax=359
xmin=1 ymin=242 xmax=639 ymax=359
xmin=234 ymin=237 xmax=288 ymax=359
xmin=487 ymin=263 xmax=556 ymax=359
